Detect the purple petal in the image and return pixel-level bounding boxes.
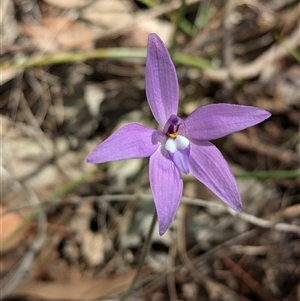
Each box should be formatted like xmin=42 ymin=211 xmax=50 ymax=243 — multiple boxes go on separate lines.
xmin=167 ymin=148 xmax=190 ymax=175
xmin=189 ymin=141 xmax=242 ymax=212
xmin=87 ymin=123 xmax=159 ymax=164
xmin=146 ymin=34 xmax=179 ymax=127
xmin=180 ymin=104 xmax=271 ymax=141
xmin=150 ymin=148 xmax=183 ymax=235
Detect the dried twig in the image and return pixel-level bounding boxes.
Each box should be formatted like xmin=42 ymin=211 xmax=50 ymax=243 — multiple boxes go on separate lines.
xmin=204 ymin=26 xmax=300 ymax=82
xmin=231 ymin=133 xmax=299 ymax=166
xmin=223 ymin=257 xmax=280 ymax=301
xmin=138 ymin=229 xmax=259 ymax=298
xmin=167 ymin=236 xmax=179 ymax=300
xmin=3 ymin=193 xmax=299 ymax=235
xmin=181 ymin=196 xmax=300 ymax=235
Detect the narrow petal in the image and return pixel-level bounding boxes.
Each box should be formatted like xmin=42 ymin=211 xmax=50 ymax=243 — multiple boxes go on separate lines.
xmin=146 ymin=34 xmax=179 ymax=127
xmin=150 ymin=148 xmax=183 ymax=235
xmin=165 ymin=136 xmax=190 ymax=174
xmin=87 ymin=123 xmax=159 ymax=164
xmin=180 ymin=104 xmax=271 ymax=141
xmin=189 ymin=141 xmax=242 ymax=212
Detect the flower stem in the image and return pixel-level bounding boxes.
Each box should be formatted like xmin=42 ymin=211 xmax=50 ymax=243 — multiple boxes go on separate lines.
xmin=120 ymin=211 xmax=157 ymax=301
xmin=170 ymin=0 xmax=186 ymax=55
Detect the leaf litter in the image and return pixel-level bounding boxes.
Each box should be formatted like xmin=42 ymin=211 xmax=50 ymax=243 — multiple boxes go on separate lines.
xmin=1 ymin=0 xmax=299 ymax=300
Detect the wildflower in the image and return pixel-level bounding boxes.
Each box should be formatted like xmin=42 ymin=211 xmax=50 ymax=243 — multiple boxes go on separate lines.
xmin=87 ymin=33 xmax=271 ymax=235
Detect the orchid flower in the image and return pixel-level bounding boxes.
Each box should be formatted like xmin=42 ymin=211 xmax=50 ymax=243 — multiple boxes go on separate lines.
xmin=87 ymin=33 xmax=271 ymax=236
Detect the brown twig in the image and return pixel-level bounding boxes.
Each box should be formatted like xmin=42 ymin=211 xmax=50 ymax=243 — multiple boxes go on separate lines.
xmin=167 ymin=235 xmax=179 ymax=301
xmin=231 ymin=132 xmax=299 ymax=166
xmin=223 ymin=257 xmax=280 ymax=301
xmin=138 ymin=229 xmax=258 ymax=299
xmin=203 ymin=26 xmax=300 ymax=82
xmin=3 ymin=193 xmax=300 ymax=235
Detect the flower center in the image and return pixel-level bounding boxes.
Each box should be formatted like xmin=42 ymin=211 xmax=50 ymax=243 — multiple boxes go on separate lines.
xmin=163 ymin=114 xmax=182 ymax=138
xmin=163 ymin=115 xmax=191 ymax=174
xmin=169 ymin=132 xmax=178 ymax=138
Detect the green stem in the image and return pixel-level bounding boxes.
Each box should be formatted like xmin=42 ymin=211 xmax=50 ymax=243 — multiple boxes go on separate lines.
xmin=0 ymin=48 xmax=212 ymax=71
xmin=120 ymin=211 xmax=157 ymax=301
xmin=170 ymin=0 xmax=186 ymax=55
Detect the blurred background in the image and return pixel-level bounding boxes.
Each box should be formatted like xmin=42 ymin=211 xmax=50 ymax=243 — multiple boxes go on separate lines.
xmin=1 ymin=0 xmax=299 ymax=300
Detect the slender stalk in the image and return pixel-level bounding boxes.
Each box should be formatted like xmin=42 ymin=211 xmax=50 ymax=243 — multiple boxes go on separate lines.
xmin=0 ymin=48 xmax=212 ymax=71
xmin=170 ymin=0 xmax=186 ymax=55
xmin=120 ymin=211 xmax=157 ymax=301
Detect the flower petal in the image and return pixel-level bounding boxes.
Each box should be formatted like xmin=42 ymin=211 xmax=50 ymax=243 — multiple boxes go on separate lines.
xmin=165 ymin=136 xmax=190 ymax=174
xmin=189 ymin=141 xmax=242 ymax=212
xmin=87 ymin=123 xmax=159 ymax=164
xmin=181 ymin=104 xmax=271 ymax=141
xmin=150 ymin=147 xmax=183 ymax=235
xmin=146 ymin=33 xmax=179 ymax=127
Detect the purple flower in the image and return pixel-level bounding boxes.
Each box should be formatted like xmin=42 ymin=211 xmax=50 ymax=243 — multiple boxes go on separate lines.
xmin=87 ymin=33 xmax=271 ymax=236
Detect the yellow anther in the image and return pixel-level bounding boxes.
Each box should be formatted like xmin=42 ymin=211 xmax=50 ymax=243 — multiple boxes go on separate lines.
xmin=169 ymin=132 xmax=178 ymax=138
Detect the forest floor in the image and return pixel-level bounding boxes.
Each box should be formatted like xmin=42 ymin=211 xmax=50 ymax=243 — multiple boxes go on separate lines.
xmin=1 ymin=0 xmax=299 ymax=300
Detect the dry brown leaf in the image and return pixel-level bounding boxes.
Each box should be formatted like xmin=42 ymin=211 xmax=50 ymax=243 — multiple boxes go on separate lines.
xmin=23 ymin=0 xmax=174 ymax=52
xmin=0 ymin=206 xmax=26 ymax=252
xmin=82 ymin=231 xmax=105 ymax=267
xmin=80 ymin=0 xmax=134 ymax=28
xmin=120 ymin=19 xmax=174 ymax=48
xmin=22 ymin=17 xmax=100 ymax=51
xmin=12 ymin=271 xmax=136 ymax=300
